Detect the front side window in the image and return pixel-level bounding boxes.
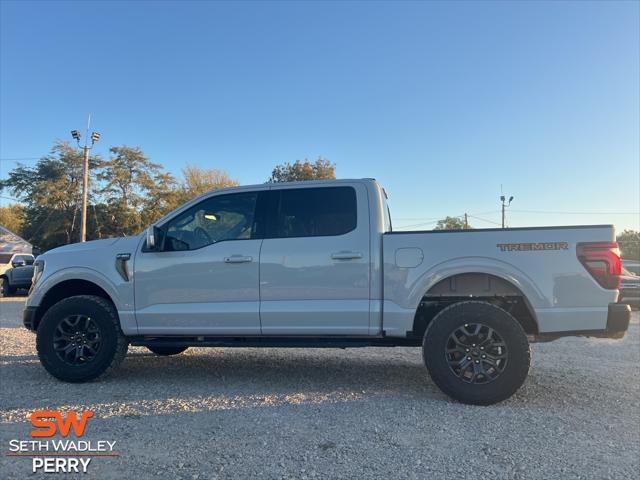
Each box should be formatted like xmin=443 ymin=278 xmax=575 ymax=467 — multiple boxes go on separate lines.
xmin=161 ymin=192 xmax=258 ymax=251
xmin=268 ymin=186 xmax=357 ymax=238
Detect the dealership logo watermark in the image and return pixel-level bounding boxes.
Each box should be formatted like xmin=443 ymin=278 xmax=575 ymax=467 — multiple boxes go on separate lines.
xmin=6 ymin=410 xmax=118 ymax=473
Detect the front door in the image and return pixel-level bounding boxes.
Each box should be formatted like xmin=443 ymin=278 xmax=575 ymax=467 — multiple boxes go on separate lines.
xmin=134 ymin=190 xmax=264 ymax=335
xmin=259 ymin=184 xmax=371 ymax=335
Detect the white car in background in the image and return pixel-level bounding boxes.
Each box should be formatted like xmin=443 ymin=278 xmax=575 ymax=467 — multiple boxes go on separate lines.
xmin=0 ymin=252 xmax=35 ymax=297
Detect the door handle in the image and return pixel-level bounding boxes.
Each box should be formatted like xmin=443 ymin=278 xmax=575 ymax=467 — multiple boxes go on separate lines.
xmin=331 ymin=251 xmax=363 ymax=260
xmin=224 ymin=255 xmax=253 ymax=264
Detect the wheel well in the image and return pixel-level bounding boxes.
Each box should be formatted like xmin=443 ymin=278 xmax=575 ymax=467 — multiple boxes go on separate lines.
xmin=411 ymin=273 xmax=538 ymax=339
xmin=34 ymin=280 xmax=115 ymax=330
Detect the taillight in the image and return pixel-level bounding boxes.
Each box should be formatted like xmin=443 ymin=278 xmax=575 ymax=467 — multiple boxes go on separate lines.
xmin=576 ymin=241 xmax=621 ymax=290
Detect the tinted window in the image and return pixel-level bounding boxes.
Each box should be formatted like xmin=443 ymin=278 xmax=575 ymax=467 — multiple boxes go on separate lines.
xmin=0 ymin=253 xmax=12 ymax=264
xmin=14 ymin=255 xmax=34 ymax=265
xmin=269 ymin=187 xmax=357 ymax=238
xmin=162 ymin=192 xmax=258 ymax=251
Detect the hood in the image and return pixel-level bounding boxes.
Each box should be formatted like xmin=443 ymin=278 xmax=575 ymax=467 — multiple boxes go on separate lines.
xmin=41 ymin=235 xmax=143 ymax=260
xmin=44 ymin=238 xmax=122 ymax=255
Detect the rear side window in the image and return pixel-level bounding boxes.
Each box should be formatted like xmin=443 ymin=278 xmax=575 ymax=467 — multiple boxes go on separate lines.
xmin=268 ymin=187 xmax=357 ymax=238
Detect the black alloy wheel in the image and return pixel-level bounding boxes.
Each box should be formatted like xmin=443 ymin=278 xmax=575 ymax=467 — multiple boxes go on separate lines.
xmin=423 ymin=301 xmax=531 ymax=405
xmin=445 ymin=322 xmax=508 ymax=384
xmin=53 ymin=314 xmax=102 ymax=365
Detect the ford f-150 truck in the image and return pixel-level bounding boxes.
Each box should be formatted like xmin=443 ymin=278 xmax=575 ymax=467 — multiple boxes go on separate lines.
xmin=23 ymin=179 xmax=631 ymax=405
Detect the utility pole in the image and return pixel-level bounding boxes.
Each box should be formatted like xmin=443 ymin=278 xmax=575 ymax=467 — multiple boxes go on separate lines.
xmin=71 ymin=116 xmax=100 ymax=242
xmin=500 ymin=194 xmax=514 ymax=228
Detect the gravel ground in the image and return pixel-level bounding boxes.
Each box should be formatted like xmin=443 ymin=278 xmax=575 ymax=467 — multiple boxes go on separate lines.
xmin=1 ymin=297 xmax=639 ymax=479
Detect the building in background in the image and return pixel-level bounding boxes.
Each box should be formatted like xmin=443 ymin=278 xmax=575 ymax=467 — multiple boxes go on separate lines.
xmin=0 ymin=226 xmax=32 ymax=256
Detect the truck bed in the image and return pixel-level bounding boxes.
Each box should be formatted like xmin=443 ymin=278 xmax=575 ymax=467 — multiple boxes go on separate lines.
xmin=380 ymin=225 xmax=618 ymax=336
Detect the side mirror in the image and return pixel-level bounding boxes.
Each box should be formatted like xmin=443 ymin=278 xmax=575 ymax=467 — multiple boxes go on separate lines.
xmin=146 ymin=226 xmax=161 ymax=251
xmin=12 ymin=260 xmax=26 ymax=268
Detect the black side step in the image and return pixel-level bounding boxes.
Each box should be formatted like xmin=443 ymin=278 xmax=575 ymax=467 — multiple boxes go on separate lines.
xmin=129 ymin=336 xmax=421 ymax=349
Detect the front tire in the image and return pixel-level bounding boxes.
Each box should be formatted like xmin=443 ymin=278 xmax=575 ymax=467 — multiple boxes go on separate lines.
xmin=36 ymin=295 xmax=128 ymax=382
xmin=147 ymin=346 xmax=189 ymax=356
xmin=423 ymin=301 xmax=531 ymax=405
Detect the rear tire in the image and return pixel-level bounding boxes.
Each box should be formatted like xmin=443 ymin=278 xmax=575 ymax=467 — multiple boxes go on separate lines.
xmin=423 ymin=301 xmax=530 ymax=405
xmin=146 ymin=346 xmax=189 ymax=356
xmin=36 ymin=295 xmax=128 ymax=382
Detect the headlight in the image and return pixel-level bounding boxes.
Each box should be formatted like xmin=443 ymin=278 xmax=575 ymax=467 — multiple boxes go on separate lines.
xmin=32 ymin=259 xmax=45 ymax=285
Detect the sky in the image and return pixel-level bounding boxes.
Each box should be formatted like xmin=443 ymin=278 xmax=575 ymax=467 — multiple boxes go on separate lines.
xmin=1 ymin=0 xmax=638 ymax=231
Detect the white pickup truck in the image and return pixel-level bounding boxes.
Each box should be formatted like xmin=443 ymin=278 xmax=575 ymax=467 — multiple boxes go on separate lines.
xmin=23 ymin=179 xmax=630 ymax=404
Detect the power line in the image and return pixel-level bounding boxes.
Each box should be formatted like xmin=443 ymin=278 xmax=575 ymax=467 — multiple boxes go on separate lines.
xmin=394 ymin=219 xmax=442 ymax=230
xmin=396 ymin=210 xmax=505 ymax=230
xmin=510 ymin=209 xmax=640 ymax=215
xmin=394 ymin=216 xmax=444 ymax=221
xmin=468 ymin=214 xmax=502 ymax=226
xmin=394 ymin=210 xmax=501 ymax=221
xmin=0 ymin=157 xmax=40 ymax=162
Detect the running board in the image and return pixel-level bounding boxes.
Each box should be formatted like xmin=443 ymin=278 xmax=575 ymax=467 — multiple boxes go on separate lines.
xmin=129 ymin=336 xmax=421 ymax=349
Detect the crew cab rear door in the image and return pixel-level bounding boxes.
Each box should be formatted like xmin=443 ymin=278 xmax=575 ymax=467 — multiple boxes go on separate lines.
xmin=259 ymin=183 xmax=371 ymax=335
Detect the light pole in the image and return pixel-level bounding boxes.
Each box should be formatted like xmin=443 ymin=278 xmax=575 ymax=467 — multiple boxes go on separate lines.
xmin=500 ymin=195 xmax=514 ymax=229
xmin=71 ymin=119 xmax=100 ymax=242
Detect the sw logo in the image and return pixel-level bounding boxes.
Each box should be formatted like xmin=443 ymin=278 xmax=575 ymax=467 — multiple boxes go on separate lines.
xmin=7 ymin=410 xmax=116 ymax=473
xmin=30 ymin=410 xmax=94 ymax=438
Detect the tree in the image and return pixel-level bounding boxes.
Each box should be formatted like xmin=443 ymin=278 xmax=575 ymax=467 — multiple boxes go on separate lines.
xmin=0 ymin=204 xmax=25 ymax=235
xmin=268 ymin=158 xmax=336 ymax=182
xmin=617 ymin=230 xmax=640 ymax=260
xmin=97 ymin=146 xmax=177 ymax=235
xmin=434 ymin=216 xmax=471 ymax=230
xmin=0 ymin=141 xmax=102 ymax=249
xmin=173 ymin=165 xmax=239 ymax=205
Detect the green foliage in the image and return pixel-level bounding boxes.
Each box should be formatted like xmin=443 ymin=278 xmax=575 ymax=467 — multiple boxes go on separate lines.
xmin=0 ymin=204 xmax=25 ymax=235
xmin=0 ymin=142 xmax=179 ymax=250
xmin=0 ymin=144 xmax=342 ymax=251
xmin=268 ymin=158 xmax=336 ymax=182
xmin=433 ymin=216 xmax=471 ymax=230
xmin=0 ymin=141 xmax=102 ymax=249
xmin=173 ymin=166 xmax=239 ymax=205
xmin=617 ymin=230 xmax=640 ymax=260
xmin=97 ymin=146 xmax=177 ymax=235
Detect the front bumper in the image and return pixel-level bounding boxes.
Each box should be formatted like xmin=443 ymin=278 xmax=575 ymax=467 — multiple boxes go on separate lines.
xmin=23 ymin=306 xmax=38 ymax=331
